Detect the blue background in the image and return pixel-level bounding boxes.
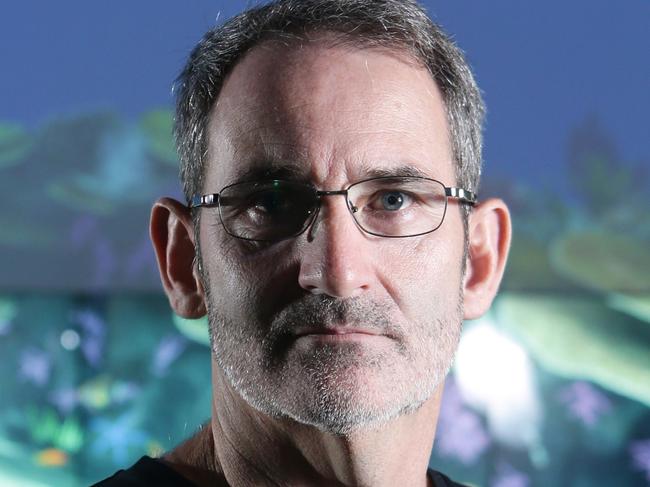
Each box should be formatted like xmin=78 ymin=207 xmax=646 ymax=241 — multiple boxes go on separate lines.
xmin=3 ymin=0 xmax=648 ymax=188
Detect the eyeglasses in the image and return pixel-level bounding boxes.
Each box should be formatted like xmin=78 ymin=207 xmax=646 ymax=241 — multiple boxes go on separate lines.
xmin=190 ymin=176 xmax=477 ymax=242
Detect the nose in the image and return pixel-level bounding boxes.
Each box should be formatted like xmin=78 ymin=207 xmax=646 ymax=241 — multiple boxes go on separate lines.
xmin=297 ymin=195 xmax=373 ymax=298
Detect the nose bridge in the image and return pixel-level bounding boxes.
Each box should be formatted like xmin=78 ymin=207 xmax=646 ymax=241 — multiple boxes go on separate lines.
xmin=309 ymin=189 xmax=358 ymax=240
xmin=308 ymin=189 xmax=351 ymax=235
xmin=316 ymin=189 xmax=348 ymax=197
xmin=298 ymin=190 xmax=372 ymax=298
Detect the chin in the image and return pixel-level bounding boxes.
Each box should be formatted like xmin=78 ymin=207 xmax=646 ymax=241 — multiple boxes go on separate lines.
xmin=259 ymin=355 xmax=441 ymax=435
xmin=280 ymin=379 xmax=435 ymax=436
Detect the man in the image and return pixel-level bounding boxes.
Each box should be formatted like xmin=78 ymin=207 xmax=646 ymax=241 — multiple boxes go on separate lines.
xmin=95 ymin=0 xmax=510 ymax=485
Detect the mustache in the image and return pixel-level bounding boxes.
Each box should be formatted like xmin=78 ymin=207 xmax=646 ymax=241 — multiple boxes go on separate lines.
xmin=268 ymin=294 xmax=400 ymax=339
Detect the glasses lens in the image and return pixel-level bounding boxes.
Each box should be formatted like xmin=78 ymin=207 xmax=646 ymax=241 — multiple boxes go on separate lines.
xmin=219 ymin=180 xmax=317 ymax=241
xmin=347 ymin=177 xmax=447 ymax=237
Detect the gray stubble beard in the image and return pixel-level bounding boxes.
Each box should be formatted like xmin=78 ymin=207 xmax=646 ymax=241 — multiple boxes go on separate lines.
xmin=205 ymin=285 xmax=463 ymax=436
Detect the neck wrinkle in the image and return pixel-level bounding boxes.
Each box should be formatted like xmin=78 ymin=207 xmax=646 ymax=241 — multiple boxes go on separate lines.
xmin=210 ymin=359 xmax=443 ymax=487
xmin=212 ymin=363 xmax=331 ymax=486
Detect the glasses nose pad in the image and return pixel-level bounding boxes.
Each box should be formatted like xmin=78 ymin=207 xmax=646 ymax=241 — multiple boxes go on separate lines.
xmin=305 ymin=203 xmax=322 ymax=242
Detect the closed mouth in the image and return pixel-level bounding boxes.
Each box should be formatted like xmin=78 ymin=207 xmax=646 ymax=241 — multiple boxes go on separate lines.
xmin=294 ymin=326 xmax=381 ymax=338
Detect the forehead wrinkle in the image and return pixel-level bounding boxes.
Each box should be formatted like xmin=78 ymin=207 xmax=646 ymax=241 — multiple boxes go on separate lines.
xmin=223 ymin=77 xmax=429 ymax=147
xmin=228 ymin=124 xmax=315 ymax=167
xmin=341 ymin=128 xmax=414 ymax=137
xmin=231 ymin=140 xmax=308 ymax=169
xmin=208 ymin=40 xmax=454 ymax=191
xmin=230 ymin=122 xmax=326 ymax=144
xmin=282 ymin=100 xmax=321 ymax=113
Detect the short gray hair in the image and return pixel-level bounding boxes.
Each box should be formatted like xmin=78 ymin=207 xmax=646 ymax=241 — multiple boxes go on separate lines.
xmin=174 ymin=0 xmax=485 ymax=207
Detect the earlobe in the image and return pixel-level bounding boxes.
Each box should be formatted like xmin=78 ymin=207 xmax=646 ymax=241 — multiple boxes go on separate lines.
xmin=150 ymin=197 xmax=207 ymax=318
xmin=462 ymin=198 xmax=512 ymax=320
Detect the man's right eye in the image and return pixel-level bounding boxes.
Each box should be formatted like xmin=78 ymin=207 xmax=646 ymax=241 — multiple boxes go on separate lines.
xmin=248 ymin=191 xmax=292 ymax=214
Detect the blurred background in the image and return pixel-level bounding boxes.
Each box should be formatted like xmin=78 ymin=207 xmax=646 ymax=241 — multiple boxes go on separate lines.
xmin=1 ymin=0 xmax=649 ymax=485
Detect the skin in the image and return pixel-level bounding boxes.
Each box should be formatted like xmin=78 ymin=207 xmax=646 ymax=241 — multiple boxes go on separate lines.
xmin=150 ymin=37 xmax=511 ymax=487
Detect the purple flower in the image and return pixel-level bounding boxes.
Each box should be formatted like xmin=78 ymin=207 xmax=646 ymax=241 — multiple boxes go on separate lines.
xmin=49 ymin=388 xmax=79 ymax=414
xmin=435 ymin=378 xmax=491 ymax=465
xmin=151 ymin=335 xmax=188 ymax=376
xmin=71 ymin=309 xmax=106 ymax=368
xmin=81 ymin=337 xmax=104 ymax=368
xmin=558 ymin=381 xmax=612 ymax=427
xmin=19 ymin=347 xmax=51 ymax=387
xmin=630 ymin=439 xmax=650 ymax=482
xmin=72 ymin=309 xmax=106 ymax=337
xmin=491 ymin=462 xmax=530 ymax=487
xmin=437 ymin=409 xmax=491 ymax=465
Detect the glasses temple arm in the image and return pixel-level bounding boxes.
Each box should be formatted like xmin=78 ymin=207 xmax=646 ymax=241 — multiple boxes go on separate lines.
xmin=445 ymin=187 xmax=477 ymax=205
xmin=189 ymin=193 xmax=220 ymax=208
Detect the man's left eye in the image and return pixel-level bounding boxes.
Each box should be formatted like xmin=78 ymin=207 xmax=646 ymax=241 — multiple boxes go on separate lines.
xmin=370 ymin=191 xmax=413 ymax=211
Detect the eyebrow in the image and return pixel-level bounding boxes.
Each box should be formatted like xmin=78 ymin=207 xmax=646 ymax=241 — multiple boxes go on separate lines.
xmin=231 ymin=162 xmax=309 ymax=185
xmin=361 ymin=164 xmax=431 ymax=180
xmin=229 ymin=161 xmax=434 ymax=187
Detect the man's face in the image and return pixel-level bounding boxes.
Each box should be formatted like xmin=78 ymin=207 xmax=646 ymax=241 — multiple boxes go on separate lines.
xmin=199 ymin=39 xmax=466 ymax=434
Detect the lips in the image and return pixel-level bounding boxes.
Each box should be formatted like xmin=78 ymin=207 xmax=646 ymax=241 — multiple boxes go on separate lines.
xmin=294 ymin=326 xmax=381 ymax=338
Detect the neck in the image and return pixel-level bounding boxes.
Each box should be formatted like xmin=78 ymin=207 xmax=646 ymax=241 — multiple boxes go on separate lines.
xmin=166 ymin=360 xmax=443 ymax=486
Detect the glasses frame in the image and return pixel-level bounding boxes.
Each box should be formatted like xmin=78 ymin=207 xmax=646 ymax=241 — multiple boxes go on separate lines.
xmin=189 ymin=176 xmax=477 ymax=242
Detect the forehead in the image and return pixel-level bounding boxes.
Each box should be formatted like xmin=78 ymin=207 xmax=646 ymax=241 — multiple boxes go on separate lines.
xmin=204 ymin=38 xmax=454 ymax=189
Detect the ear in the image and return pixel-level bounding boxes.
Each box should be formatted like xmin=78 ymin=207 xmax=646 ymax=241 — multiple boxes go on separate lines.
xmin=150 ymin=197 xmax=206 ymax=318
xmin=462 ymin=198 xmax=512 ymax=320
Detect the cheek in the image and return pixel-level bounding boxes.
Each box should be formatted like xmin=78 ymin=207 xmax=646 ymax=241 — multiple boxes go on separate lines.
xmin=199 ymin=224 xmax=259 ymax=312
xmin=208 ymin=255 xmax=263 ymax=307
xmin=201 ymin=227 xmax=302 ymax=321
xmin=376 ymin=233 xmax=464 ymax=317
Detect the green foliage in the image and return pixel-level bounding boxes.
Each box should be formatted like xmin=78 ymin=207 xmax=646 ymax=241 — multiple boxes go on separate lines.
xmin=25 ymin=407 xmax=84 ymax=454
xmin=56 ymin=417 xmax=84 ymax=453
xmin=33 ymin=113 xmax=120 ymax=173
xmin=607 ymin=293 xmax=650 ymax=323
xmin=550 ymin=231 xmax=650 ymax=294
xmin=140 ymin=109 xmax=178 ymax=165
xmin=503 ymin=236 xmax=574 ymax=291
xmin=0 ymin=123 xmax=32 ymax=169
xmin=47 ymin=181 xmax=115 ymax=216
xmin=497 ymin=294 xmax=650 ymax=406
xmin=0 ymin=298 xmax=17 ymax=323
xmin=26 ymin=407 xmax=58 ymax=445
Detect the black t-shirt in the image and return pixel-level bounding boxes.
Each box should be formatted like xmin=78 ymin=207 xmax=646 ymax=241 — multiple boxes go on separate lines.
xmin=91 ymin=456 xmax=468 ymax=486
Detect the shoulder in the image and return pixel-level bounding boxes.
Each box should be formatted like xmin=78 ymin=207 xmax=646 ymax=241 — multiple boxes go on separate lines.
xmin=91 ymin=456 xmax=198 ymax=487
xmin=428 ymin=468 xmax=470 ymax=487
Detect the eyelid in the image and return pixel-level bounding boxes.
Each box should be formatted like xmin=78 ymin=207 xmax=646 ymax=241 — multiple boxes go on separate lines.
xmin=362 ymin=188 xmax=414 ymax=208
